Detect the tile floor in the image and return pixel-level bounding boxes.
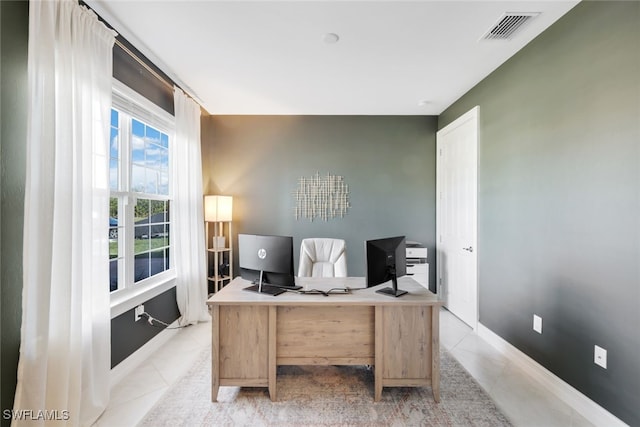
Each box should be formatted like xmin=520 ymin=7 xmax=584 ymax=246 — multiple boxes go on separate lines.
xmin=95 ymin=308 xmax=596 ymax=426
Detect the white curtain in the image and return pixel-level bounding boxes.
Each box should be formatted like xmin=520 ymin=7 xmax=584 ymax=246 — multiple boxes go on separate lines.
xmin=14 ymin=1 xmax=116 ymax=426
xmin=173 ymin=88 xmax=210 ymax=325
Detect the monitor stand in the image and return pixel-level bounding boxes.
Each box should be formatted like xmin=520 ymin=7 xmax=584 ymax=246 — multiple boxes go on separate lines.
xmin=375 ymin=268 xmax=407 ymax=298
xmin=243 ymin=270 xmax=287 ymax=296
xmin=258 ymin=270 xmax=264 ymax=293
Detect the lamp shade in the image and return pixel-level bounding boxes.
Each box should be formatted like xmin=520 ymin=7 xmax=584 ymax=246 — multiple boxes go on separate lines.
xmin=204 ymin=195 xmax=233 ymax=222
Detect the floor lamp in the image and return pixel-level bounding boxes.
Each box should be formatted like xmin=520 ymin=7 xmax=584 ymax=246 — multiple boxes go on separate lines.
xmin=204 ymin=195 xmax=233 ymax=292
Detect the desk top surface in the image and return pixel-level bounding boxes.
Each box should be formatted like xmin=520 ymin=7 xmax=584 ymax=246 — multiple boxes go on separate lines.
xmin=207 ymin=276 xmax=442 ymax=306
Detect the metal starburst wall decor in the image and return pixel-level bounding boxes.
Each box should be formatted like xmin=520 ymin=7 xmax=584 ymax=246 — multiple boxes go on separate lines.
xmin=293 ymin=172 xmax=350 ymax=221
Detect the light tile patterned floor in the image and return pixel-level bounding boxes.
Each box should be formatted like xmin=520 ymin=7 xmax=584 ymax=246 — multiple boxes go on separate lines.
xmin=95 ymin=309 xmax=596 ymax=427
xmin=94 ymin=321 xmax=210 ymax=427
xmin=439 ymin=310 xmax=595 ymax=427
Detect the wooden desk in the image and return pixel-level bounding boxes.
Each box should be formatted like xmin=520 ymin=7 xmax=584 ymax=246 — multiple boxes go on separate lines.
xmin=206 ymin=276 xmax=443 ymax=402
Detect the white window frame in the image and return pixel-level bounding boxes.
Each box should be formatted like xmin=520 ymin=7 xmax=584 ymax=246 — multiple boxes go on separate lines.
xmin=110 ymin=79 xmax=176 ymax=318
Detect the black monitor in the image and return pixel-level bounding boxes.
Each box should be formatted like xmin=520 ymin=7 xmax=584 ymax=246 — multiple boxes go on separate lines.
xmin=238 ymin=233 xmax=300 ymax=295
xmin=365 ymin=236 xmax=407 ymax=297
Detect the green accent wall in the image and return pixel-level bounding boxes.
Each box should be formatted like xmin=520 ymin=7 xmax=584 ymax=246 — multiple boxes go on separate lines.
xmin=201 ymin=115 xmax=438 ymax=290
xmin=439 ymin=2 xmax=639 ymax=425
xmin=0 ymin=1 xmax=28 ymax=422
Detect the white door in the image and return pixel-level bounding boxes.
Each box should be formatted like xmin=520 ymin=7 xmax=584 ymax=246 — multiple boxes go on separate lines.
xmin=436 ymin=106 xmax=478 ymax=329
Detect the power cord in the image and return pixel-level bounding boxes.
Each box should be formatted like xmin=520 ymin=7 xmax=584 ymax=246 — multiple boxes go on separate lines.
xmin=141 ymin=312 xmax=190 ymax=330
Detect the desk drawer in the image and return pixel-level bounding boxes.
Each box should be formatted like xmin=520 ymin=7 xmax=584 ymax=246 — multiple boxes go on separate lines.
xmin=406 ymin=263 xmax=428 ymax=289
xmin=276 ymin=306 xmax=374 ymax=364
xmin=218 ymin=305 xmax=269 ymax=380
xmin=406 ymin=263 xmax=427 ymax=276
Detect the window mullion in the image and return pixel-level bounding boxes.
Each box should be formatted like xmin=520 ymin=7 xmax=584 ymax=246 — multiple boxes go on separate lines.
xmin=120 ymin=114 xmax=132 ymax=193
xmin=121 ymin=115 xmax=135 ymax=289
xmin=116 ymin=195 xmax=125 ymax=292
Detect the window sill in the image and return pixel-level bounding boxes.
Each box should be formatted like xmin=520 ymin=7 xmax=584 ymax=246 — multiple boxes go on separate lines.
xmin=110 ymin=272 xmax=177 ymax=319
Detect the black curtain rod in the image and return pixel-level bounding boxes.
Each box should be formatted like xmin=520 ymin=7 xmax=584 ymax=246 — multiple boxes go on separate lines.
xmin=114 ymin=38 xmax=175 ymax=92
xmin=81 ymin=0 xmax=176 ymax=92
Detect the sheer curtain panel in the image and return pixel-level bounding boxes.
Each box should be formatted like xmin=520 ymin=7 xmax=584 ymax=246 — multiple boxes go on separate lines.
xmin=173 ymin=88 xmax=210 ymax=325
xmin=13 ymin=0 xmax=116 ymax=425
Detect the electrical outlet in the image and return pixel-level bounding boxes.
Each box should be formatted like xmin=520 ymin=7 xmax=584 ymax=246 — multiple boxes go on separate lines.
xmin=533 ymin=314 xmax=542 ymax=334
xmin=594 ymin=345 xmax=607 ymax=369
xmin=135 ymin=305 xmax=144 ymax=322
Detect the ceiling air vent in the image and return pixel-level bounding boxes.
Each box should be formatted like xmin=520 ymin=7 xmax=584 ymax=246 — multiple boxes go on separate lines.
xmin=482 ymin=12 xmax=540 ymax=40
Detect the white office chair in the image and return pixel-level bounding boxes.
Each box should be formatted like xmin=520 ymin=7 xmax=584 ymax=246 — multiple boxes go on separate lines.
xmin=298 ymin=238 xmax=347 ymax=278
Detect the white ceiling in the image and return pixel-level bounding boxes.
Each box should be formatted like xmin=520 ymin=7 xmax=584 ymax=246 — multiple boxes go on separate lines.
xmin=87 ymin=1 xmax=579 ymax=115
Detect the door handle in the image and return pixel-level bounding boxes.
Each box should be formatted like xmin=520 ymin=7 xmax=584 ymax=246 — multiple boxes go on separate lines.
xmin=462 ymin=246 xmax=474 ymax=252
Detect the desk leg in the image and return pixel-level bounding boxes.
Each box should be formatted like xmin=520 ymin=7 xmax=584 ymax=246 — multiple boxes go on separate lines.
xmin=211 ymin=305 xmax=220 ymax=402
xmin=268 ymin=306 xmax=277 ymax=401
xmin=374 ymin=306 xmax=383 ymax=402
xmin=431 ymin=306 xmax=440 ymax=403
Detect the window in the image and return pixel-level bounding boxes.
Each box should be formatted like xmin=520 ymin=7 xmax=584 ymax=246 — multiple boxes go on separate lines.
xmin=109 ymin=85 xmax=174 ymax=293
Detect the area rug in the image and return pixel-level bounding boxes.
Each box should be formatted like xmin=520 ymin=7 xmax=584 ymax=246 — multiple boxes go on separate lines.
xmin=139 ymin=348 xmax=511 ymax=426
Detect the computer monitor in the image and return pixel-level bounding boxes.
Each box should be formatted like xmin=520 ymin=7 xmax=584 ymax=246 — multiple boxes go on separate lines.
xmin=238 ymin=233 xmax=300 ymax=294
xmin=365 ymin=236 xmax=407 ymax=297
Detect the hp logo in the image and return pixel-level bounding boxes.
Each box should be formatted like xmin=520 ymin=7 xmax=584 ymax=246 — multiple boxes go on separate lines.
xmin=257 ymin=248 xmax=267 ymax=259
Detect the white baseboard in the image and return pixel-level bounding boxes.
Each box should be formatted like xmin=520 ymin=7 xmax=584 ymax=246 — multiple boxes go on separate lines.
xmin=110 ymin=320 xmax=180 ymax=389
xmin=477 ymin=323 xmax=628 ymax=427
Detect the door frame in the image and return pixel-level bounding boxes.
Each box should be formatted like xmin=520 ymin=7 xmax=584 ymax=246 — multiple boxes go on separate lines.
xmin=436 ymin=106 xmax=479 ymax=329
